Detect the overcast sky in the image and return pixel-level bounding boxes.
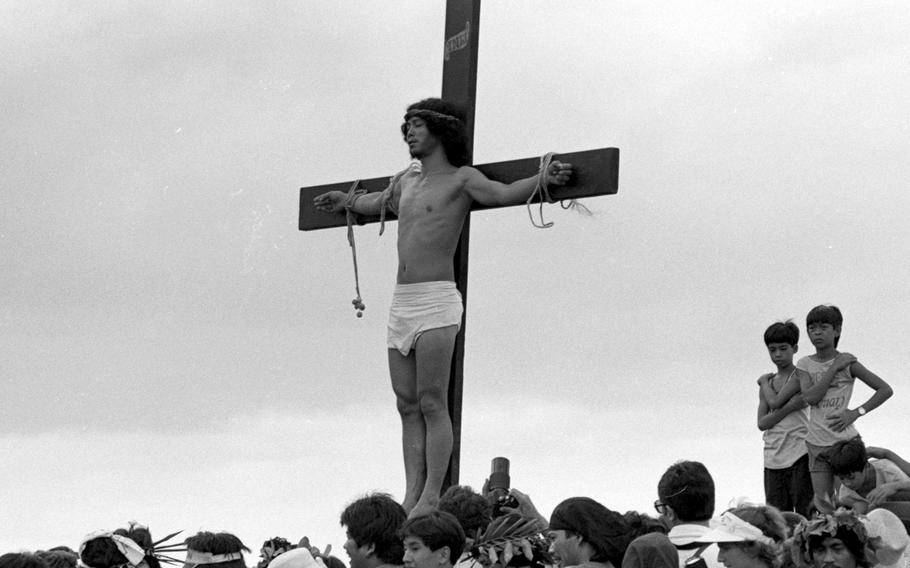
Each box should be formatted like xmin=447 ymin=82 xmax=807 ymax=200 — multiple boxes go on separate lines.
xmin=3 ymin=0 xmax=910 ymax=557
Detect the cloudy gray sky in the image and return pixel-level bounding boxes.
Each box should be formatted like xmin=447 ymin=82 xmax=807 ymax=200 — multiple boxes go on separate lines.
xmin=3 ymin=0 xmax=909 ymax=557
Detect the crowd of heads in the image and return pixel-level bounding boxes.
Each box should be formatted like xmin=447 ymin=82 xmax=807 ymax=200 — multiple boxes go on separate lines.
xmin=4 ymin=464 xmax=907 ymax=568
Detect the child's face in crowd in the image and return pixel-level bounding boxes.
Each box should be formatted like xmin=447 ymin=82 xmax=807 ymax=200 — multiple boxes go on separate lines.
xmin=807 ymin=323 xmax=839 ymax=350
xmin=403 ymin=536 xmax=445 ymax=568
xmin=767 ymin=342 xmax=797 ymax=370
xmin=837 ymin=470 xmax=865 ymax=492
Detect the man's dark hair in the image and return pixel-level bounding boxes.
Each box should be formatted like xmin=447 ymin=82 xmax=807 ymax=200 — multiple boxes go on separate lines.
xmin=0 ymin=554 xmax=49 ymax=568
xmin=80 ymin=537 xmax=129 ymax=568
xmin=399 ymin=511 xmax=466 ymax=563
xmin=549 ymin=497 xmax=632 ymax=567
xmin=807 ymin=528 xmax=869 ymax=568
xmin=114 ymin=525 xmax=161 ymax=568
xmin=35 ymin=550 xmax=77 ymax=568
xmin=657 ymin=461 xmax=715 ymax=522
xmin=764 ymin=321 xmax=799 ymax=347
xmin=438 ymin=485 xmax=492 ymax=540
xmin=184 ymin=531 xmax=250 ymax=568
xmin=806 ymin=305 xmax=843 ymax=347
xmin=828 ymin=438 xmax=868 ymax=476
xmin=401 ymin=98 xmax=470 ymax=167
xmin=340 ymin=493 xmax=407 ymax=565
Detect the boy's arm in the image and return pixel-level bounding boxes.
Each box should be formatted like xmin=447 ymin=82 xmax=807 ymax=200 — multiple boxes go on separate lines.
xmin=313 ymin=189 xmax=385 ymax=216
xmin=758 ymin=393 xmax=808 ymax=431
xmin=460 ymin=161 xmax=572 ymax=206
xmin=758 ymin=373 xmax=800 ymax=410
xmin=827 ymin=361 xmax=893 ymax=432
xmin=801 ymin=353 xmax=856 ymax=405
xmin=867 ymin=447 xmax=910 ymax=477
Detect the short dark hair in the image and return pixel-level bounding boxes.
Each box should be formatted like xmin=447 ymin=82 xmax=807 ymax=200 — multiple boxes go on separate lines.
xmin=764 ymin=321 xmax=799 ymax=347
xmin=828 ymin=438 xmax=868 ymax=476
xmin=401 ymin=98 xmax=471 ymax=167
xmin=806 ymin=305 xmax=843 ymax=347
xmin=184 ymin=531 xmax=250 ymax=568
xmin=35 ymin=550 xmax=77 ymax=568
xmin=438 ymin=485 xmax=492 ymax=540
xmin=657 ymin=461 xmax=715 ymax=522
xmin=340 ymin=493 xmax=407 ymax=565
xmin=399 ymin=511 xmax=466 ymax=563
xmin=0 ymin=554 xmax=49 ymax=568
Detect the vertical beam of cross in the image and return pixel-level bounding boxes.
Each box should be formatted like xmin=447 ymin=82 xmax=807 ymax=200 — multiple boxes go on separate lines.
xmin=440 ymin=0 xmax=481 ymax=490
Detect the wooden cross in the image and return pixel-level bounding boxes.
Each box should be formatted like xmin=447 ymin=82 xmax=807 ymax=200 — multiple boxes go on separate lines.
xmin=298 ymin=0 xmax=618 ymax=488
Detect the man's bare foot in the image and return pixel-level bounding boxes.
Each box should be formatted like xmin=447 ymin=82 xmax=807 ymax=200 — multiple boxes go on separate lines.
xmin=407 ymin=496 xmax=439 ymax=519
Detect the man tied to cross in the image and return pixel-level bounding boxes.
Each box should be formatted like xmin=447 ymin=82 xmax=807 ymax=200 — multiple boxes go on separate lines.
xmin=313 ymin=98 xmax=572 ymax=518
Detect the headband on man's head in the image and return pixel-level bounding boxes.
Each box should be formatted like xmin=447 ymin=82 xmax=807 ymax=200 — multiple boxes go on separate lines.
xmin=404 ymin=108 xmax=464 ymax=124
xmin=184 ymin=550 xmax=244 ymax=567
xmin=697 ymin=512 xmax=775 ymax=545
xmin=79 ymin=531 xmax=147 ymax=568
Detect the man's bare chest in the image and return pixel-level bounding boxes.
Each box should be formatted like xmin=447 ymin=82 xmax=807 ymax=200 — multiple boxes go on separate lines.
xmin=398 ymin=175 xmax=468 ymax=218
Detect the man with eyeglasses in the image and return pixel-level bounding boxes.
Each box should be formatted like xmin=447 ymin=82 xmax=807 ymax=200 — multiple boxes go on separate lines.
xmin=653 ymin=461 xmax=721 ymax=568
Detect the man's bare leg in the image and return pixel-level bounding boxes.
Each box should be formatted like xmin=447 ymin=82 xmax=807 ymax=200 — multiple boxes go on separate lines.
xmin=389 ymin=348 xmax=426 ymax=513
xmin=408 ymin=325 xmax=458 ymax=518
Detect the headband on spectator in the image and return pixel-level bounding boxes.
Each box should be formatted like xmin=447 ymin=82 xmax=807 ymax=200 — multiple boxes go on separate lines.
xmin=79 ymin=531 xmax=147 ymax=568
xmin=184 ymin=551 xmax=244 ymax=566
xmin=697 ymin=512 xmax=774 ymax=545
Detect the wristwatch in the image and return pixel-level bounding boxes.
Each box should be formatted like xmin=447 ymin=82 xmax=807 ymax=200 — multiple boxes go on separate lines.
xmin=857 ymin=406 xmax=867 ymax=416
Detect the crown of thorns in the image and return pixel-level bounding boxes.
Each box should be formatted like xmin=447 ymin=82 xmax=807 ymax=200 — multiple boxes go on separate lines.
xmin=403 ymin=109 xmax=464 ymax=123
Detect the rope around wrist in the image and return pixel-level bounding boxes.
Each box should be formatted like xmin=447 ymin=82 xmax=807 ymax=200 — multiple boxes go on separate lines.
xmin=526 ymin=152 xmax=589 ymax=228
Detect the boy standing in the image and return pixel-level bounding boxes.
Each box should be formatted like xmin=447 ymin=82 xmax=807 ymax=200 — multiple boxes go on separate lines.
xmin=314 ymin=99 xmax=573 ymax=517
xmin=756 ymin=320 xmax=813 ymax=517
xmin=796 ymin=305 xmax=893 ymax=512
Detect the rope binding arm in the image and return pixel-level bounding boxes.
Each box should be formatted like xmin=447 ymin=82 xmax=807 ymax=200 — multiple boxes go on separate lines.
xmin=525 ymin=152 xmax=590 ymax=228
xmin=345 ymin=180 xmax=367 ymax=318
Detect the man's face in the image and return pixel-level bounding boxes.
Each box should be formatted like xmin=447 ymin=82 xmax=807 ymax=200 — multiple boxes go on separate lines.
xmin=402 ymin=536 xmax=445 ymax=568
xmin=342 ymin=531 xmax=372 ymax=568
xmin=811 ymin=537 xmax=858 ymax=568
xmin=404 ymin=117 xmax=438 ymax=159
xmin=767 ymin=342 xmax=797 ymax=369
xmin=717 ymin=543 xmax=755 ymax=568
xmin=547 ymin=530 xmax=582 ymax=568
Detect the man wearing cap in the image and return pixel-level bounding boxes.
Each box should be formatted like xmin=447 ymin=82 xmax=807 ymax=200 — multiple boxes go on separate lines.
xmin=654 ymin=461 xmax=722 ymax=568
xmin=547 ymin=497 xmax=632 ymax=568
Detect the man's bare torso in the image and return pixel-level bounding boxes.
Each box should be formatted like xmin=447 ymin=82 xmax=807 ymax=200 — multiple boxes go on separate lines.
xmin=395 ymin=167 xmax=473 ymax=284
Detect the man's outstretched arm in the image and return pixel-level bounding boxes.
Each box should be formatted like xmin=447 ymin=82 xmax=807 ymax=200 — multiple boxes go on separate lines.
xmin=313 ymin=190 xmax=385 ymax=215
xmin=460 ymin=160 xmax=572 ymax=206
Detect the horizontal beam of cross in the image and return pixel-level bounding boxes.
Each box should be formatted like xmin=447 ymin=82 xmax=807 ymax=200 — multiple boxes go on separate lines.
xmin=298 ymin=147 xmax=618 ymax=231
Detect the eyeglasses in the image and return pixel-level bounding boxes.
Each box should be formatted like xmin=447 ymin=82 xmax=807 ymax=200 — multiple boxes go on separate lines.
xmin=654 ymin=485 xmax=688 ymax=515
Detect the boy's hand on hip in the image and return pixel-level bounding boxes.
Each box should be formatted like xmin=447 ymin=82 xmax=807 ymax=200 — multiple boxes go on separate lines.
xmin=827 ymin=408 xmax=859 ymax=432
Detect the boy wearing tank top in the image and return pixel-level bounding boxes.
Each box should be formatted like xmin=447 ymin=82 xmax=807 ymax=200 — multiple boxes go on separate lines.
xmin=756 ymin=320 xmax=813 ymax=517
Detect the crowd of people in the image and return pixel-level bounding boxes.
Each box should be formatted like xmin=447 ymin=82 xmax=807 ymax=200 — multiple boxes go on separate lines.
xmin=4 ymin=457 xmax=910 ymax=568
xmin=5 ymin=306 xmax=909 ymax=568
